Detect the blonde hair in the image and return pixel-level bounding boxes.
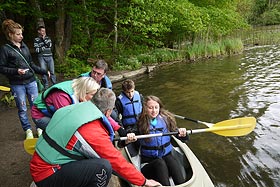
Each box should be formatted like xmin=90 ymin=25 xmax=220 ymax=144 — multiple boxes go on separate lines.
xmin=2 ymin=19 xmax=23 ymax=40
xmin=72 ymin=77 xmax=100 ymax=102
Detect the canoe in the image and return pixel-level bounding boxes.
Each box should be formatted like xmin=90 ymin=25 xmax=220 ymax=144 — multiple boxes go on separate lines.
xmin=120 ymin=136 xmax=214 ymax=187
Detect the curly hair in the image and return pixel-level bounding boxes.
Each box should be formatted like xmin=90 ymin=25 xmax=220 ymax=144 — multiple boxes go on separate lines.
xmin=2 ymin=19 xmax=23 ymax=40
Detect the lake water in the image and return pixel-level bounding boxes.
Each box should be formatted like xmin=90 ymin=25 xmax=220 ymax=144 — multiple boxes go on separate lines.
xmin=114 ymin=45 xmax=280 ymax=187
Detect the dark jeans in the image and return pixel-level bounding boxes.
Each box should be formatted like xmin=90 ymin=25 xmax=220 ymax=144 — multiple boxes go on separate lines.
xmin=38 ymin=56 xmax=56 ymax=88
xmin=141 ymin=153 xmax=185 ymax=186
xmin=36 ymin=158 xmax=112 ymax=187
xmin=32 ymin=116 xmax=51 ymax=130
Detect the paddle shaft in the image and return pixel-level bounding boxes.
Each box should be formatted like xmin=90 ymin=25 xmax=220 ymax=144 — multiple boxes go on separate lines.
xmin=174 ymin=114 xmax=198 ymax=123
xmin=114 ymin=131 xmax=178 ymax=141
xmin=174 ymin=114 xmax=214 ymax=127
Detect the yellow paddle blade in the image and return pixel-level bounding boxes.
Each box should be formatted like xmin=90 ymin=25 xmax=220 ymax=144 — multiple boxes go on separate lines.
xmin=24 ymin=138 xmax=38 ymax=155
xmin=0 ymin=86 xmax=10 ymax=92
xmin=210 ymin=117 xmax=256 ymax=136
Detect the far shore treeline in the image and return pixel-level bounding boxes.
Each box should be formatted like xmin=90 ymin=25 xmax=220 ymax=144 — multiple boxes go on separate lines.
xmin=1 ymin=0 xmax=280 ymax=77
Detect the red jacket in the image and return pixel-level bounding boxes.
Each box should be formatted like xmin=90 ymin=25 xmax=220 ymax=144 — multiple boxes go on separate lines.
xmin=30 ymin=119 xmax=145 ymax=186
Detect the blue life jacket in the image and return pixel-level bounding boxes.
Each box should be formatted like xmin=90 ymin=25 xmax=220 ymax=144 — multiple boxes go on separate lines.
xmin=139 ymin=115 xmax=173 ymax=158
xmin=80 ymin=71 xmax=112 ymax=89
xmin=118 ymin=91 xmax=142 ymax=127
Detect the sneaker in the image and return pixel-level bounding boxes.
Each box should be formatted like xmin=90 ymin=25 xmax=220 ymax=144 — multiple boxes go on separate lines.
xmin=25 ymin=129 xmax=34 ymax=139
xmin=37 ymin=128 xmax=43 ymax=137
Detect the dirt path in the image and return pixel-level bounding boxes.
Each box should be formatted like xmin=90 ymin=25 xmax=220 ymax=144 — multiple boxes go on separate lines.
xmin=0 ymin=106 xmax=33 ymax=187
xmin=0 ymin=69 xmax=150 ymax=187
xmin=0 ymin=105 xmax=123 ymax=187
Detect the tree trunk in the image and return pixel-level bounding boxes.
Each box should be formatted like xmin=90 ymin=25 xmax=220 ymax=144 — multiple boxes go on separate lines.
xmin=29 ymin=0 xmax=44 ymax=27
xmin=55 ymin=1 xmax=66 ymax=64
xmin=82 ymin=0 xmax=90 ymax=39
xmin=113 ymin=0 xmax=118 ymax=54
xmin=64 ymin=15 xmax=72 ymax=52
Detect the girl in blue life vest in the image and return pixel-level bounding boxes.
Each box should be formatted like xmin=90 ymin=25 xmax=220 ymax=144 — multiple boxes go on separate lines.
xmin=137 ymin=95 xmax=188 ymax=186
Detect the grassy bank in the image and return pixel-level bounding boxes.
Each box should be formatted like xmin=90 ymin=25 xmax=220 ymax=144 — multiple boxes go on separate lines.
xmin=112 ymin=38 xmax=244 ymax=70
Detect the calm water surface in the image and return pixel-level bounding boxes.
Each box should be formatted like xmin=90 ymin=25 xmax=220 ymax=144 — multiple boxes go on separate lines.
xmin=114 ymin=45 xmax=280 ymax=187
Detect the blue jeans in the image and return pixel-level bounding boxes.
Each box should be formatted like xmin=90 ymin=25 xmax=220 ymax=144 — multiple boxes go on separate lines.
xmin=11 ymin=81 xmax=38 ymax=131
xmin=38 ymin=56 xmax=56 ymax=88
xmin=32 ymin=116 xmax=51 ymax=130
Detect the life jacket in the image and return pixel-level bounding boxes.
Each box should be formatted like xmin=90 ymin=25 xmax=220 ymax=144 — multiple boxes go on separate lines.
xmin=35 ymin=101 xmax=115 ymax=165
xmin=139 ymin=115 xmax=173 ymax=158
xmin=80 ymin=71 xmax=112 ymax=89
xmin=33 ymin=80 xmax=78 ymax=117
xmin=118 ymin=91 xmax=142 ymax=127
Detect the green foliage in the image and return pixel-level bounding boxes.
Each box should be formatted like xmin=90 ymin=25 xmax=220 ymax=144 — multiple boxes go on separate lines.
xmin=201 ymin=6 xmax=249 ymax=39
xmin=222 ymin=38 xmax=243 ymax=55
xmin=90 ymin=38 xmax=113 ymax=59
xmin=259 ymin=9 xmax=280 ymax=25
xmin=188 ymin=0 xmax=233 ymax=8
xmin=152 ymin=49 xmax=180 ymax=62
xmin=0 ymin=0 xmax=34 ymax=16
xmin=185 ymin=38 xmax=243 ymax=60
xmin=0 ymin=0 xmax=258 ymax=75
xmin=0 ymin=93 xmax=15 ymax=107
xmin=236 ymin=0 xmax=255 ymax=22
xmin=66 ymin=45 xmax=88 ymax=60
xmin=237 ymin=26 xmax=280 ymax=46
xmin=118 ymin=0 xmax=177 ymax=47
xmin=113 ymin=56 xmax=142 ymax=70
xmin=136 ymin=54 xmax=158 ymax=65
xmin=56 ymin=57 xmax=91 ymax=78
xmin=113 ymin=48 xmax=182 ymax=70
xmin=248 ymin=0 xmax=280 ymax=25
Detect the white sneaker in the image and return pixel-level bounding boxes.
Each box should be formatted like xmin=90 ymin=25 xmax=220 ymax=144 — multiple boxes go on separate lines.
xmin=25 ymin=129 xmax=34 ymax=139
xmin=37 ymin=128 xmax=43 ymax=137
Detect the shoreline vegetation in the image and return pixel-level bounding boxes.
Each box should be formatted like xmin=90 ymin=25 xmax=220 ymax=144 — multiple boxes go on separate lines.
xmin=1 ymin=27 xmax=280 ymax=106
xmin=59 ymin=37 xmax=245 ymax=79
xmin=60 ymin=25 xmax=280 ymax=80
xmin=108 ymin=25 xmax=280 ymax=83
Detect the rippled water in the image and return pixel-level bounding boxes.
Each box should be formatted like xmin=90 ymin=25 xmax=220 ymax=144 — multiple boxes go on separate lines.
xmin=114 ymin=45 xmax=280 ymax=186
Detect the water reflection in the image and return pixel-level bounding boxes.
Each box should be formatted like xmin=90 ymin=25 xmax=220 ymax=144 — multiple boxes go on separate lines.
xmin=114 ymin=45 xmax=280 ymax=186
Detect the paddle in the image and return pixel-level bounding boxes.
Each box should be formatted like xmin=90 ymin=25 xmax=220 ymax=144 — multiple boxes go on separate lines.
xmin=24 ymin=138 xmax=38 ymax=155
xmin=23 ymin=117 xmax=256 ymax=155
xmin=116 ymin=117 xmax=256 ymax=140
xmin=188 ymin=116 xmax=256 ymax=136
xmin=174 ymin=114 xmax=214 ymax=127
xmin=0 ymin=86 xmax=10 ymax=92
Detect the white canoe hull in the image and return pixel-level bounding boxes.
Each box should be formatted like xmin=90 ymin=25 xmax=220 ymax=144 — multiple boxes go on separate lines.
xmin=120 ymin=136 xmax=214 ymax=187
